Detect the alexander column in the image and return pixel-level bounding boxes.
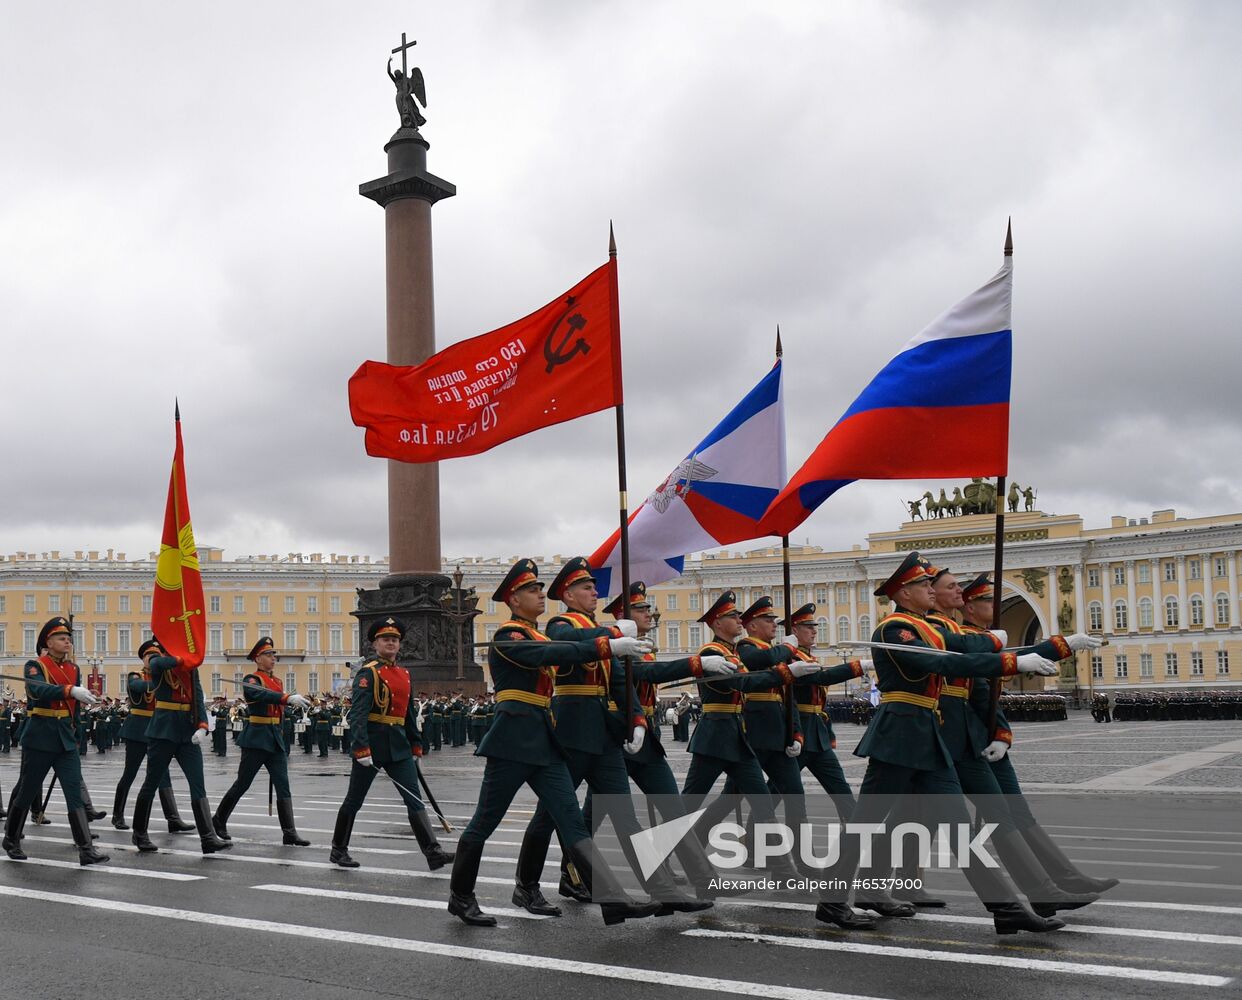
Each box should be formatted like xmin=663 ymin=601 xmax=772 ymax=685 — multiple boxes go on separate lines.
xmin=353 ymin=33 xmax=481 ymax=689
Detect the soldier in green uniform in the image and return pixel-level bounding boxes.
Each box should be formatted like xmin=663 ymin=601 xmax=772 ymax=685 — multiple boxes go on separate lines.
xmin=128 ymin=634 xmax=231 ymax=856
xmin=211 ymin=638 xmax=313 ymax=846
xmin=816 ymin=552 xmax=1067 ymax=934
xmin=511 ymin=558 xmax=710 ymax=917
xmin=448 ymin=559 xmax=662 ymax=927
xmin=328 ymin=618 xmax=453 ymax=871
xmin=0 ymin=700 xmax=11 ymax=753
xmin=447 ymin=693 xmax=464 ymax=747
xmin=786 ymin=602 xmax=867 ymax=820
xmin=2 ymin=618 xmax=109 ymax=864
xmin=959 ymin=575 xmax=1119 ymax=896
xmin=314 ymin=697 xmax=332 ymax=756
xmin=111 ymin=639 xmax=194 ymax=834
xmin=562 ymin=581 xmax=737 ymax=902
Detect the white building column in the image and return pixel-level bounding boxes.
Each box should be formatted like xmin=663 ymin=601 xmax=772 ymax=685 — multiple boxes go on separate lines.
xmin=1228 ymin=550 xmax=1239 ymax=629
xmin=1126 ymin=560 xmax=1138 ymax=635
xmin=1150 ymin=558 xmax=1163 ymax=633
xmin=826 ymin=578 xmax=837 ymax=645
xmin=1073 ymin=562 xmax=1086 ymax=633
xmin=1177 ymin=556 xmax=1188 ymax=630
xmin=1101 ymin=559 xmax=1113 ymax=636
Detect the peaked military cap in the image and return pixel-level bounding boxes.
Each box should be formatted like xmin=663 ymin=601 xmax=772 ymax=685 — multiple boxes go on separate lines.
xmin=741 ymin=595 xmax=779 ymax=625
xmin=548 ymin=556 xmax=596 ymax=602
xmin=874 ymin=551 xmax=934 ymax=599
xmin=789 ymin=603 xmax=817 ymax=627
xmin=137 ymin=637 xmax=164 ymax=659
xmin=37 ymin=616 xmax=72 ymax=651
xmin=962 ymin=574 xmax=995 ymax=602
xmin=698 ymin=590 xmax=739 ymax=624
xmin=603 ymin=581 xmax=651 ymax=618
xmin=927 ymin=563 xmax=952 ymax=583
xmin=247 ymin=636 xmax=276 ymax=661
xmin=493 ymin=558 xmax=541 ymax=603
xmin=367 ymin=617 xmax=406 ymax=642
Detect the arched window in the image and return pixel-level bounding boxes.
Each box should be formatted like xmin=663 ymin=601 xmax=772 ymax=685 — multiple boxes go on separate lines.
xmin=1088 ymin=601 xmax=1103 ymax=631
xmin=1164 ymin=596 xmax=1180 ymax=628
xmin=1138 ymin=597 xmax=1154 ymax=629
xmin=837 ymin=616 xmax=851 ymax=642
xmin=1113 ymin=599 xmax=1128 ymax=631
xmin=816 ymin=617 xmax=829 ymax=644
xmin=1190 ymin=594 xmax=1205 ymax=626
xmin=858 ymin=614 xmax=871 ymax=638
xmin=1215 ymin=592 xmax=1231 ymax=626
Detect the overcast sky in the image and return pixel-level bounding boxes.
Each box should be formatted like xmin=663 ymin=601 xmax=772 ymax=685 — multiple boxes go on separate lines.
xmin=4 ymin=2 xmax=1240 ymax=568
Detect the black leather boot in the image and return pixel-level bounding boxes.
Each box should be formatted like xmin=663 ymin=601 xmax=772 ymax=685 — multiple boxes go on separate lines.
xmin=566 ymin=839 xmax=662 ymax=926
xmin=3 ymin=806 xmax=28 ymax=859
xmin=211 ymin=785 xmax=241 ymax=842
xmin=514 ymin=832 xmax=561 ymax=915
xmin=69 ymin=807 xmax=109 ymax=866
xmin=962 ymin=852 xmax=1066 ymax=934
xmin=892 ymin=861 xmax=946 ymax=907
xmin=854 ymin=893 xmax=916 ymax=917
xmin=81 ymin=783 xmax=106 ymax=822
xmin=111 ymin=786 xmax=129 ymax=830
xmin=277 ymin=798 xmax=310 ymax=846
xmin=159 ymin=787 xmax=195 ymax=834
xmin=559 ymin=857 xmax=592 ymax=902
xmin=815 ymin=902 xmax=878 ymax=929
xmin=409 ymin=809 xmax=453 ymax=870
xmin=131 ymin=793 xmax=158 ymax=853
xmin=192 ymin=798 xmax=231 ymax=854
xmin=448 ymin=839 xmax=497 ymax=926
xmin=330 ymin=810 xmax=359 ymax=867
xmin=993 ymin=829 xmax=1098 ymax=916
xmin=1021 ymin=824 xmax=1120 ymax=894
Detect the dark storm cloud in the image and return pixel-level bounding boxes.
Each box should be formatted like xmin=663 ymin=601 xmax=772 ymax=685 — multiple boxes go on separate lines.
xmin=2 ymin=1 xmax=1239 ymax=566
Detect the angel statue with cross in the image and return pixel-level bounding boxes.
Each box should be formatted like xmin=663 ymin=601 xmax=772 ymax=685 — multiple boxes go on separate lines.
xmin=388 ymin=32 xmax=427 ymax=130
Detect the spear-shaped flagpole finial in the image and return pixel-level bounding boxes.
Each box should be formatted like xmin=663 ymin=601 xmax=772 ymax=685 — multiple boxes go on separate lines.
xmin=775 ymin=324 xmax=783 ymax=359
xmin=1004 ymin=216 xmax=1013 ymax=257
xmin=175 ymin=398 xmax=181 ymax=422
xmin=608 ymin=220 xmax=616 ymax=259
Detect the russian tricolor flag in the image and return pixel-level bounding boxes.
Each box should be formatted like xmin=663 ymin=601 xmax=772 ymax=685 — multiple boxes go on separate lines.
xmin=759 ymin=256 xmax=1012 ymax=537
xmin=590 ymin=361 xmax=785 ymax=598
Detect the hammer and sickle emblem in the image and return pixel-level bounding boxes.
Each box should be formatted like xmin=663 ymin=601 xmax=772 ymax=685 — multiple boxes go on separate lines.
xmin=544 ymin=296 xmax=590 ymax=374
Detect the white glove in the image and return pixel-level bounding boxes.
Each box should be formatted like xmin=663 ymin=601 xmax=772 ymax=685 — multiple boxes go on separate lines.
xmin=784 ymin=742 xmax=802 ymax=758
xmin=699 ymin=655 xmax=737 ymax=676
xmin=355 ymin=754 xmax=374 ymax=768
xmin=191 ymin=728 xmax=208 ymax=746
xmin=782 ymin=636 xmax=800 ymax=650
xmin=69 ymin=686 xmax=98 ymax=705
xmin=856 ymin=658 xmax=873 ymax=677
xmin=624 ymin=726 xmax=645 ymax=755
xmin=609 ymin=636 xmax=653 ymax=658
xmin=981 ymin=740 xmax=1009 ymax=762
xmin=614 ymin=619 xmax=638 ymax=639
xmin=1016 ymin=653 xmax=1058 ymax=676
xmin=989 ymin=629 xmax=1008 ymax=647
xmin=789 ymin=661 xmax=820 ymax=678
xmin=288 ymin=694 xmax=311 ymax=710
xmin=1066 ymin=632 xmax=1103 ymax=652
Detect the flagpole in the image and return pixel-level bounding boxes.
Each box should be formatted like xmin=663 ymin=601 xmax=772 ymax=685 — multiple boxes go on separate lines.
xmin=609 ymin=223 xmax=635 ymax=728
xmin=987 ymin=219 xmax=1013 ymax=736
xmin=776 ymin=327 xmax=796 ymax=746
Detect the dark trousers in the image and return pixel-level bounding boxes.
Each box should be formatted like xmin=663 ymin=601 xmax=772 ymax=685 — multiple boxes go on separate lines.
xmin=338 ymin=756 xmax=425 ymax=820
xmin=799 ymin=748 xmax=856 ymax=821
xmin=316 ymin=729 xmax=330 ymax=755
xmin=222 ymin=747 xmax=291 ymax=802
xmin=10 ymin=747 xmax=85 ymax=812
xmin=212 ymin=727 xmax=228 ymax=756
xmin=682 ymin=750 xmax=784 ymax=841
xmin=139 ymin=739 xmax=207 ymax=800
xmin=459 ymin=756 xmax=587 ymax=848
xmin=115 ymin=739 xmax=172 ymax=810
xmin=986 ymin=753 xmax=1036 ymax=828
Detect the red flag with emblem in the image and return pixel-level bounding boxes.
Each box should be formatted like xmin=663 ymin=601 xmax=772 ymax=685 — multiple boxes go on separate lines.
xmin=151 ymin=405 xmax=207 ymax=667
xmin=348 ymin=260 xmax=622 ymax=463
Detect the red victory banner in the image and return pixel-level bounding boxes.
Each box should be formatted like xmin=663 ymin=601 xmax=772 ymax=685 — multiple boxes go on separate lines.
xmin=348 ymin=260 xmax=622 ymax=462
xmin=151 ymin=405 xmax=207 ymax=667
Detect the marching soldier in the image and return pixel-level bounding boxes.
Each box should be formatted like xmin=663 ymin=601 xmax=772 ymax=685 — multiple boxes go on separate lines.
xmin=918 ymin=564 xmax=1101 ymax=916
xmin=512 ymin=558 xmax=710 ymax=916
xmin=815 ymin=552 xmax=1067 ymax=934
xmin=449 ymin=693 xmax=466 ymax=747
xmin=128 ymin=635 xmax=231 ymax=855
xmin=111 ymin=639 xmax=195 ymax=834
xmin=329 ymin=618 xmax=453 ymax=872
xmin=448 ymin=559 xmax=661 ymax=927
xmin=2 ymin=617 xmax=108 ymax=864
xmin=314 ymin=697 xmax=332 ymax=756
xmin=211 ymin=638 xmax=312 ymax=846
xmin=959 ymin=574 xmax=1119 ymax=896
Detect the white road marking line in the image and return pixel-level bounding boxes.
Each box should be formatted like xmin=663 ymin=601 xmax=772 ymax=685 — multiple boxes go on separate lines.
xmin=1046 ymin=824 xmax=1240 ymax=837
xmin=1065 ymin=859 xmax=1217 ymax=870
xmin=912 ymin=911 xmax=1242 ymax=947
xmin=1057 ymin=834 xmax=1242 ymax=848
xmin=0 ymin=885 xmax=899 ymax=1000
xmin=0 ymin=856 xmax=206 ymax=881
xmin=251 ymin=883 xmax=551 ymax=919
xmin=1078 ymin=739 xmax=1242 ymax=788
xmin=681 ymin=929 xmax=1233 ymax=987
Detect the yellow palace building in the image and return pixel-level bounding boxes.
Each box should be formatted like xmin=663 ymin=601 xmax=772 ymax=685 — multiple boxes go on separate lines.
xmin=2 ymin=504 xmax=1240 ymax=701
